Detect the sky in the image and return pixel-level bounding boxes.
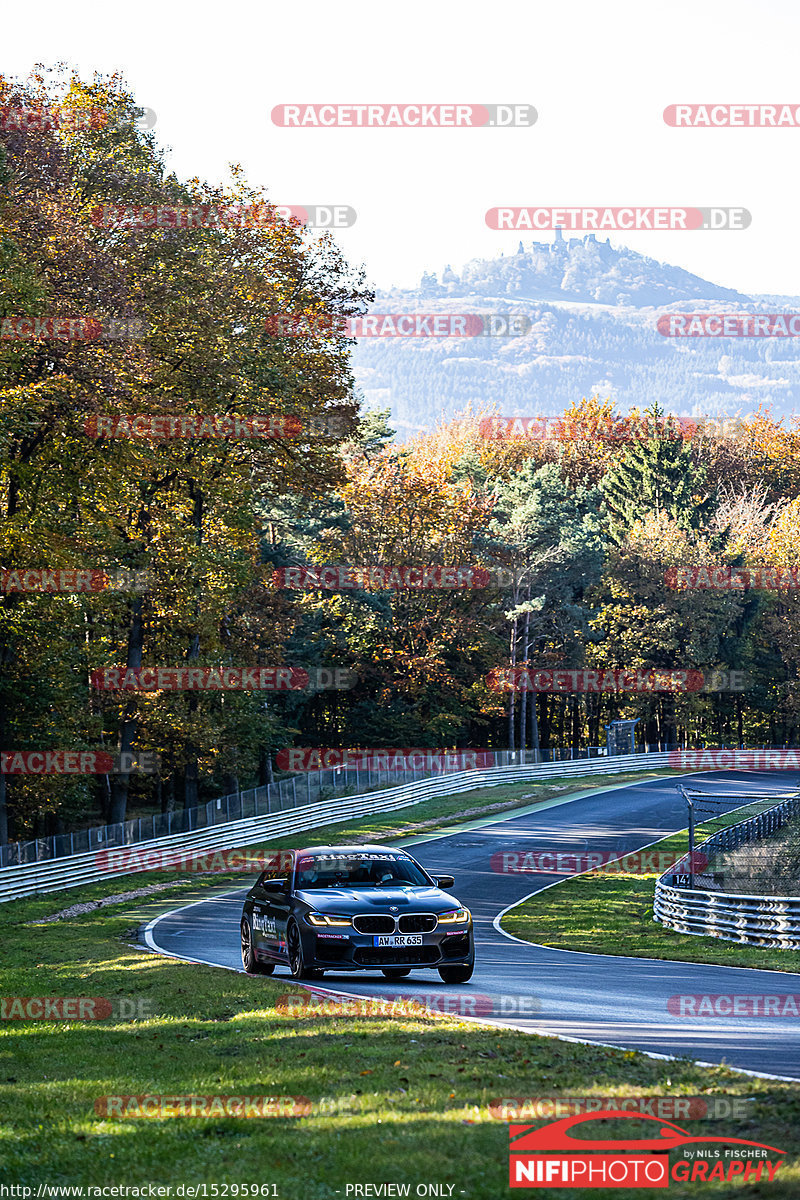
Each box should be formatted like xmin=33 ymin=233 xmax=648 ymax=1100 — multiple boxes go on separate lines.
xmin=4 ymin=0 xmax=800 ymax=297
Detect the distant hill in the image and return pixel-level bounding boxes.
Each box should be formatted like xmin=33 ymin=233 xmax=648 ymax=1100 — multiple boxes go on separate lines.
xmin=350 ymin=236 xmax=800 ymax=438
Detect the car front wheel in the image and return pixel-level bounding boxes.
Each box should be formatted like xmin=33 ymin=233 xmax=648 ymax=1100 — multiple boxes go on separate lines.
xmin=241 ymin=917 xmax=275 ymax=975
xmin=287 ymin=920 xmax=323 ymax=979
xmin=437 ymin=962 xmax=474 ymax=984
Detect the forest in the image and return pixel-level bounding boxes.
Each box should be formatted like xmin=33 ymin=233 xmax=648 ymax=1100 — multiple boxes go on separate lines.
xmin=1 ymin=73 xmax=800 ymax=845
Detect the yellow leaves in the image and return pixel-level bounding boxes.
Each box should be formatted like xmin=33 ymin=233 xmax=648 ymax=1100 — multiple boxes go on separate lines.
xmin=766 ymin=497 xmax=800 ymax=567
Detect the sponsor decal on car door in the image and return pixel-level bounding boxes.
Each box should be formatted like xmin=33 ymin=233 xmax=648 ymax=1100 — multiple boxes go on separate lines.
xmin=263 ymin=878 xmax=291 ymax=959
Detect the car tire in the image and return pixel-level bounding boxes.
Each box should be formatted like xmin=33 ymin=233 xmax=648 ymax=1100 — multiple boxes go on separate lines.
xmin=241 ymin=917 xmax=275 ymax=975
xmin=287 ymin=920 xmax=323 ymax=980
xmin=437 ymin=962 xmax=474 ymax=984
xmin=381 ymin=968 xmax=411 ymax=979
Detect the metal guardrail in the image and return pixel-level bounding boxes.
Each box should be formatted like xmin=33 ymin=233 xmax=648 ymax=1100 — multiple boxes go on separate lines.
xmin=0 ymin=751 xmax=673 ymax=902
xmin=0 ymin=745 xmax=621 ymax=868
xmin=654 ymin=793 xmax=800 ymax=947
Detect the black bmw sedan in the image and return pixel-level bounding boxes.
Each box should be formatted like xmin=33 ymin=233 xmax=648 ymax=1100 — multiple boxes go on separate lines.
xmin=240 ymin=843 xmax=474 ymax=983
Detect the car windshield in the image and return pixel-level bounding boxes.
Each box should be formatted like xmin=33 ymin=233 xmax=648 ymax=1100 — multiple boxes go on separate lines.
xmin=295 ymin=853 xmax=431 ymax=889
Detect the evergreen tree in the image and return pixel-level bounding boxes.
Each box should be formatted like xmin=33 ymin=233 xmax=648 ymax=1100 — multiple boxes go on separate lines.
xmin=345 ymin=407 xmax=396 ymax=461
xmin=487 ymin=462 xmax=607 ymax=750
xmin=601 ymin=403 xmax=714 ymax=538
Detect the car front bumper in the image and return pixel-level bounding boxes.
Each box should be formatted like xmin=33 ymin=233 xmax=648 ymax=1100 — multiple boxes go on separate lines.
xmin=305 ymin=926 xmax=473 ymax=970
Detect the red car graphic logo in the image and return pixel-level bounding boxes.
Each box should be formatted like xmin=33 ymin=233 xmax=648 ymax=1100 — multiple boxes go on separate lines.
xmin=510 ymin=1110 xmax=785 ymax=1155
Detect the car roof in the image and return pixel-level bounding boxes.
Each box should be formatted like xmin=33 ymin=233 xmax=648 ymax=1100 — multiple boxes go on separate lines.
xmin=294 ymin=844 xmax=410 ymax=857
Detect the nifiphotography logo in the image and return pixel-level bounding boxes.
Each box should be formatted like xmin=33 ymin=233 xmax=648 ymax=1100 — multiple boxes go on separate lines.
xmin=507 ymin=1111 xmax=785 ymax=1188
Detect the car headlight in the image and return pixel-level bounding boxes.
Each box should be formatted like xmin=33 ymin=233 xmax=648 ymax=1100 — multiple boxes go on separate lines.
xmin=307 ymin=912 xmax=353 ymax=927
xmin=437 ymin=908 xmax=471 ymax=925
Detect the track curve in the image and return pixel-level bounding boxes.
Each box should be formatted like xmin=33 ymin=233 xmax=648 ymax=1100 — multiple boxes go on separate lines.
xmin=142 ymin=769 xmax=800 ymax=1079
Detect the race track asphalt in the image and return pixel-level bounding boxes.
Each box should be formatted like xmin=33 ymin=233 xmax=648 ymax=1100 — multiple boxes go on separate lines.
xmin=142 ymin=769 xmax=800 ymax=1079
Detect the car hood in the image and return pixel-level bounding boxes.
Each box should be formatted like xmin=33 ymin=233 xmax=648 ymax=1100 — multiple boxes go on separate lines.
xmin=294 ymin=886 xmax=459 ymax=914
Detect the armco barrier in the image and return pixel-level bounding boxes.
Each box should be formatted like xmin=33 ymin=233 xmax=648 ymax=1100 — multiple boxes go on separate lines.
xmin=0 ymin=752 xmax=673 ymax=902
xmin=654 ymin=793 xmax=800 ymax=947
xmin=2 ymin=745 xmax=621 ymax=867
xmin=654 ymin=886 xmax=800 ymax=949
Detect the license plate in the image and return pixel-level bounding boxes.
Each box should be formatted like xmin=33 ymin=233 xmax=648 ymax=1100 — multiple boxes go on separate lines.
xmin=373 ymin=934 xmax=423 ymax=947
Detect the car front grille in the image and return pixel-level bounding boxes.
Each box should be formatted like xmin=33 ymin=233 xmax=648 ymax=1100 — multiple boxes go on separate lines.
xmin=352 ymin=915 xmax=395 ymax=934
xmin=354 ymin=947 xmax=440 ymax=966
xmin=398 ymin=914 xmax=437 ymax=933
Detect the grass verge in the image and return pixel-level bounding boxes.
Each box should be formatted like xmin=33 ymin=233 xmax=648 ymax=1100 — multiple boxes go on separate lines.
xmin=2 ymin=768 xmax=799 ymax=1195
xmin=1 ymin=886 xmax=800 ymax=1196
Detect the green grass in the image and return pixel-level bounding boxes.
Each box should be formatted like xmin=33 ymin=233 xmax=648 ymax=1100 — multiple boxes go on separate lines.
xmin=2 ymin=891 xmax=800 ymax=1197
xmin=4 ymin=767 xmax=798 ymax=1196
xmin=501 ymin=803 xmax=800 ymax=972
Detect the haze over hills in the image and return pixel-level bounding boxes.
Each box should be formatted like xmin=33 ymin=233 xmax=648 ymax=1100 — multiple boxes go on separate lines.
xmin=350 ymin=234 xmax=800 ymax=438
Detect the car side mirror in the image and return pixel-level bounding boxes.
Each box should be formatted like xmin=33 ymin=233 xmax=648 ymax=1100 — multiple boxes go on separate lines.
xmin=261 ymin=878 xmax=289 ymax=894
xmin=435 ymin=874 xmax=455 ymax=888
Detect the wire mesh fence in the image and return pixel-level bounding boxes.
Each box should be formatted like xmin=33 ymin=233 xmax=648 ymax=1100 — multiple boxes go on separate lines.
xmin=667 ymin=786 xmax=800 ymax=894
xmin=1 ymin=743 xmax=639 ymax=867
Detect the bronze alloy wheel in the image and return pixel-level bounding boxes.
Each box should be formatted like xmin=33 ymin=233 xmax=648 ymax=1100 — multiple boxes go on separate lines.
xmin=287 ymin=920 xmax=323 ymax=980
xmin=241 ymin=917 xmax=275 ymax=975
